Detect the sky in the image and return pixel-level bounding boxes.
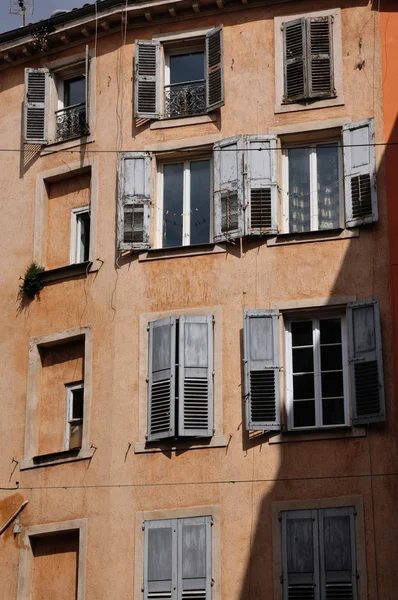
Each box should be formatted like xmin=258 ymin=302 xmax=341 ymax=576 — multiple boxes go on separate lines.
xmin=0 ymin=0 xmax=90 ymax=34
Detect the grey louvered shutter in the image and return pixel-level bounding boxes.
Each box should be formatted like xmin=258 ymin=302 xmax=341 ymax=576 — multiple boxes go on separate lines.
xmin=135 ymin=40 xmax=160 ymax=120
xmin=178 ymin=517 xmax=212 ymax=600
xmin=178 ymin=316 xmax=213 ymax=438
xmin=347 ymin=298 xmax=385 ymax=425
xmin=307 ymin=16 xmax=334 ymax=99
xmin=147 ymin=317 xmax=176 ymax=441
xmin=243 ymin=310 xmax=280 ymax=430
xmin=244 ymin=135 xmax=278 ymax=235
xmin=206 ymin=26 xmax=224 ymax=112
xmin=24 ymin=68 xmax=49 ymax=144
xmin=343 ymin=118 xmax=377 ymax=227
xmin=117 ymin=152 xmax=151 ymax=250
xmin=283 ymin=18 xmax=306 ymax=103
xmin=319 ymin=507 xmax=358 ymax=600
xmin=281 ymin=510 xmax=320 ymax=600
xmin=144 ymin=519 xmax=178 ymax=600
xmin=213 ymin=136 xmax=244 ymax=242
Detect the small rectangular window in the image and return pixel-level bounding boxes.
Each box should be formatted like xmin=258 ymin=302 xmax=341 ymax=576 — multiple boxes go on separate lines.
xmin=55 ymin=66 xmax=89 ymax=142
xmin=71 ymin=206 xmax=91 ymax=264
xmin=65 ymin=382 xmax=84 ymax=450
xmin=164 ymin=45 xmax=206 ymax=119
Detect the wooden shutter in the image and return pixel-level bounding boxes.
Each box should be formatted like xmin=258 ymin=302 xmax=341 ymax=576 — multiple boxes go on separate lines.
xmin=319 ymin=507 xmax=358 ymax=600
xmin=134 ymin=40 xmax=160 ymax=120
xmin=177 ymin=517 xmax=212 ymax=600
xmin=178 ymin=316 xmax=213 ymax=438
xmin=283 ymin=18 xmax=307 ymax=103
xmin=307 ymin=16 xmax=334 ymax=99
xmin=347 ymin=298 xmax=385 ymax=425
xmin=281 ymin=509 xmax=320 ymax=600
xmin=213 ymin=136 xmax=244 ymax=242
xmin=147 ymin=317 xmax=177 ymax=441
xmin=117 ymin=152 xmax=151 ymax=251
xmin=244 ymin=135 xmax=278 ymax=235
xmin=206 ymin=26 xmax=224 ymax=112
xmin=243 ymin=310 xmax=280 ymax=430
xmin=144 ymin=519 xmax=178 ymax=600
xmin=24 ymin=68 xmax=49 ymax=144
xmin=343 ymin=118 xmax=377 ymax=227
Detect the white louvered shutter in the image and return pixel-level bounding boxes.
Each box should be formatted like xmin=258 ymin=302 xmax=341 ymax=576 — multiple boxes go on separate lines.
xmin=343 ymin=118 xmax=377 ymax=227
xmin=307 ymin=16 xmax=334 ymax=99
xmin=117 ymin=152 xmax=151 ymax=250
xmin=144 ymin=519 xmax=178 ymax=600
xmin=178 ymin=316 xmax=213 ymax=437
xmin=283 ymin=18 xmax=306 ymax=103
xmin=205 ymin=26 xmax=224 ymax=112
xmin=147 ymin=317 xmax=177 ymax=441
xmin=213 ymin=136 xmax=244 ymax=242
xmin=134 ymin=40 xmax=160 ymax=120
xmin=244 ymin=135 xmax=278 ymax=235
xmin=24 ymin=68 xmax=49 ymax=144
xmin=347 ymin=298 xmax=386 ymax=425
xmin=177 ymin=517 xmax=212 ymax=600
xmin=243 ymin=310 xmax=281 ymax=430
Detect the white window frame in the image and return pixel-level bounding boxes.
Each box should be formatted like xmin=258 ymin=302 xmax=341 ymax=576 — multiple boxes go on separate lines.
xmin=157 ymin=156 xmax=213 ymax=248
xmin=285 ymin=312 xmax=350 ymax=431
xmin=282 ymin=138 xmax=344 ymax=233
xmin=65 ymin=381 xmax=84 ymax=451
xmin=70 ymin=205 xmax=91 ymax=264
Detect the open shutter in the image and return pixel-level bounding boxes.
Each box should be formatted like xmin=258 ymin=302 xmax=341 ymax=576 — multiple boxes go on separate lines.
xmin=144 ymin=519 xmax=178 ymax=600
xmin=281 ymin=510 xmax=320 ymax=600
xmin=134 ymin=40 xmax=160 ymax=120
xmin=213 ymin=136 xmax=244 ymax=242
xmin=319 ymin=507 xmax=358 ymax=600
xmin=118 ymin=152 xmax=151 ymax=251
xmin=244 ymin=135 xmax=278 ymax=235
xmin=206 ymin=26 xmax=224 ymax=112
xmin=147 ymin=317 xmax=176 ymax=441
xmin=347 ymin=298 xmax=385 ymax=425
xmin=343 ymin=118 xmax=377 ymax=227
xmin=283 ymin=18 xmax=307 ymax=103
xmin=24 ymin=68 xmax=49 ymax=144
xmin=178 ymin=517 xmax=212 ymax=600
xmin=243 ymin=310 xmax=280 ymax=430
xmin=178 ymin=316 xmax=213 ymax=438
xmin=307 ymin=16 xmax=334 ymax=99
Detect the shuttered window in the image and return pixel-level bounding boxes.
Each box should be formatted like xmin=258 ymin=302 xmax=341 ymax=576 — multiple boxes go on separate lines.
xmin=24 ymin=68 xmax=50 ymax=144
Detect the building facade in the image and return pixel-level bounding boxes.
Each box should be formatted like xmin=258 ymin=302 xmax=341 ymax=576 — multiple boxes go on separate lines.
xmin=0 ymin=0 xmax=396 ymax=598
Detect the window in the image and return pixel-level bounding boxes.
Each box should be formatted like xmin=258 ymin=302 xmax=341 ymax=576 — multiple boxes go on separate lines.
xmin=65 ymin=382 xmax=84 ymax=450
xmin=71 ymin=207 xmax=91 ymax=264
xmin=280 ymin=507 xmax=357 ymax=600
xmin=143 ymin=516 xmax=212 ymax=600
xmin=164 ymin=44 xmax=206 ymax=118
xmin=55 ymin=68 xmax=88 ymax=142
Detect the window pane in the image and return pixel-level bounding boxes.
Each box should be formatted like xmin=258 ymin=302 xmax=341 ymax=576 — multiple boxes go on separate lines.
xmin=293 ymin=374 xmax=315 ymax=400
xmin=79 ymin=213 xmax=90 ymax=262
xmin=291 ymin=321 xmax=313 ymax=347
xmin=321 ymin=345 xmax=343 ymax=371
xmin=170 ymin=52 xmax=205 ymax=84
xmin=65 ymin=76 xmax=85 ymax=106
xmin=190 ymin=160 xmax=211 ymax=245
xmin=72 ymin=388 xmax=84 ymax=419
xmin=322 ymin=397 xmax=345 ymax=425
xmin=293 ymin=347 xmax=314 ymax=373
xmin=294 ymin=400 xmax=316 ymax=427
xmin=317 ymin=143 xmax=340 ymax=230
xmin=163 ymin=163 xmax=184 ymax=248
xmin=288 ymin=148 xmax=310 ymax=233
xmin=321 ymin=372 xmax=344 ymax=398
xmin=320 ymin=318 xmax=342 ymax=344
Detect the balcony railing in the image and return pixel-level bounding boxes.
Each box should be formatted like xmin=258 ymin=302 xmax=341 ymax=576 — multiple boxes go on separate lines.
xmin=164 ymin=80 xmax=206 ymax=118
xmin=55 ymin=103 xmax=89 ymax=142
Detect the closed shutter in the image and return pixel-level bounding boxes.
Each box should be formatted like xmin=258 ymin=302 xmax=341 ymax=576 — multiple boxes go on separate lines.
xmin=177 ymin=517 xmax=212 ymax=600
xmin=281 ymin=509 xmax=320 ymax=600
xmin=117 ymin=152 xmax=151 ymax=250
xmin=147 ymin=317 xmax=177 ymax=441
xmin=178 ymin=316 xmax=213 ymax=438
xmin=319 ymin=507 xmax=357 ymax=600
xmin=283 ymin=18 xmax=306 ymax=103
xmin=347 ymin=298 xmax=385 ymax=425
xmin=213 ymin=136 xmax=244 ymax=242
xmin=343 ymin=118 xmax=377 ymax=227
xmin=24 ymin=68 xmax=49 ymax=144
xmin=135 ymin=40 xmax=160 ymax=120
xmin=205 ymin=26 xmax=224 ymax=112
xmin=243 ymin=310 xmax=281 ymax=430
xmin=244 ymin=135 xmax=278 ymax=235
xmin=307 ymin=16 xmax=334 ymax=99
xmin=144 ymin=519 xmax=178 ymax=600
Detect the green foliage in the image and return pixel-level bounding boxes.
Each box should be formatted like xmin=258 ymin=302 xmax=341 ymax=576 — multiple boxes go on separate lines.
xmin=20 ymin=262 xmax=45 ymax=299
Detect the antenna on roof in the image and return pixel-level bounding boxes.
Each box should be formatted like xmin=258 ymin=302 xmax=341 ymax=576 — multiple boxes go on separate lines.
xmin=10 ymin=0 xmax=34 ymax=27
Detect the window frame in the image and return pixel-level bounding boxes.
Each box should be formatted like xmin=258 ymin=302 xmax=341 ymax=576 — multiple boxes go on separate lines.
xmin=70 ymin=205 xmax=91 ymax=264
xmin=65 ymin=381 xmax=84 ymax=451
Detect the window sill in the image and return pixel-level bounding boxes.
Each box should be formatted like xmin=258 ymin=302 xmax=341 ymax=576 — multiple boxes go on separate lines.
xmin=150 ymin=113 xmax=217 ymax=130
xmin=138 ymin=243 xmax=226 ymax=262
xmin=42 ymin=261 xmax=94 ymax=284
xmin=135 ymin=435 xmax=228 ymax=454
xmin=40 ymin=134 xmax=94 ymax=156
xmin=20 ymin=447 xmax=95 ymax=470
xmin=269 ymin=427 xmax=366 ymax=445
xmin=267 ymin=228 xmax=359 ymax=247
xmin=274 ymin=96 xmax=344 ymax=114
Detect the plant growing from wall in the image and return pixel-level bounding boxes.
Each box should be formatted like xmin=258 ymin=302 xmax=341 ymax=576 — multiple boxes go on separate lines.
xmin=20 ymin=262 xmax=45 ymax=299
